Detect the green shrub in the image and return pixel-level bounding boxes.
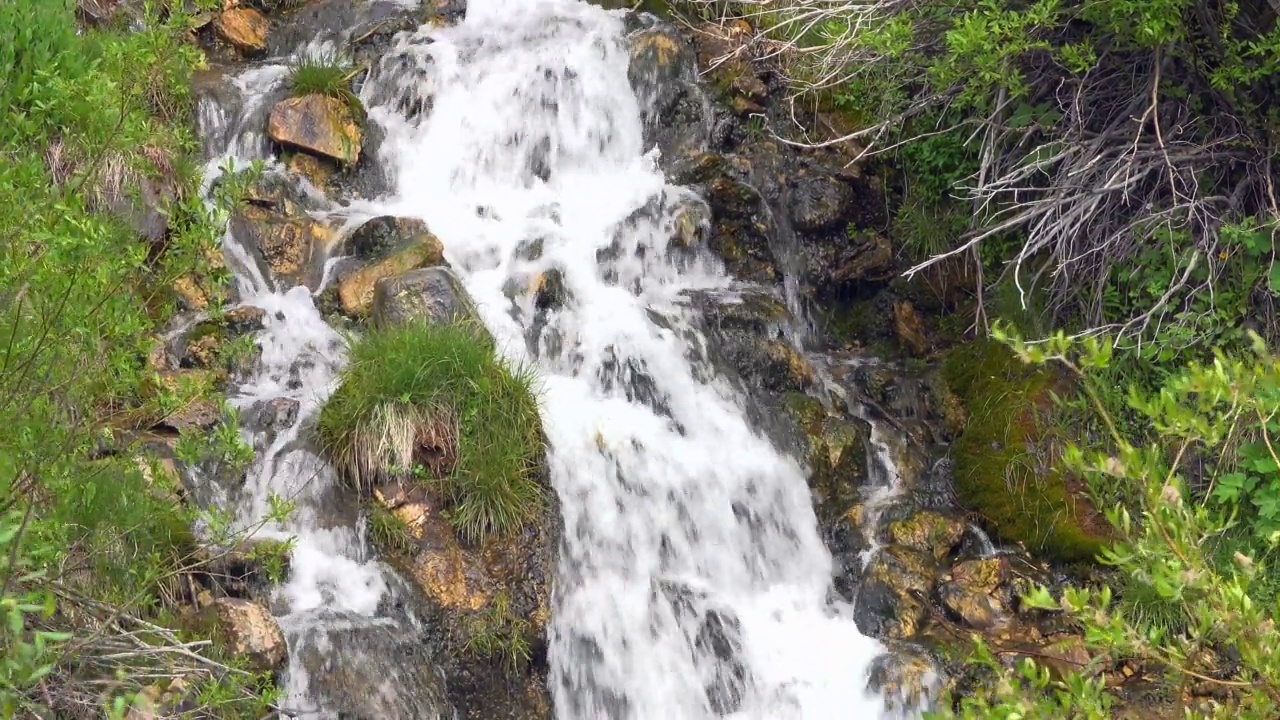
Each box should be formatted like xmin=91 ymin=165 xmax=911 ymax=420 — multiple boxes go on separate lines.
xmin=0 ymin=0 xmax=276 ymax=714
xmin=929 ymin=329 xmax=1280 ymax=718
xmin=317 ymin=322 xmax=545 ymax=541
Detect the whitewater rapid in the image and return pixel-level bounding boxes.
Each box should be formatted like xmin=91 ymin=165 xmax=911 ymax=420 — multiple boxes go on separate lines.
xmin=358 ymin=1 xmax=891 ymax=717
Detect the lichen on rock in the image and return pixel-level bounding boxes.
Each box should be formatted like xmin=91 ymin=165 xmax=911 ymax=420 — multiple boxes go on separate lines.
xmin=268 ymin=94 xmax=363 ymax=165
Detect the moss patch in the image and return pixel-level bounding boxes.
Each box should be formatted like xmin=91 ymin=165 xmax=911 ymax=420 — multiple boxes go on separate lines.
xmin=943 ymin=339 xmax=1109 ymax=562
xmin=317 ymin=321 xmax=545 ymax=542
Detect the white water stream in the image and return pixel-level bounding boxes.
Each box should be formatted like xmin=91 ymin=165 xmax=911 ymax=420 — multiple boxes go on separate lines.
xmin=364 ymin=1 xmax=888 ymax=717
xmin=200 ymin=0 xmax=894 ymax=717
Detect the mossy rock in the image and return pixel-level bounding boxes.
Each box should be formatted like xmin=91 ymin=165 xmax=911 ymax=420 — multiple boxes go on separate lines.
xmin=784 ymin=393 xmax=868 ymax=526
xmin=942 ymin=339 xmax=1109 ymax=562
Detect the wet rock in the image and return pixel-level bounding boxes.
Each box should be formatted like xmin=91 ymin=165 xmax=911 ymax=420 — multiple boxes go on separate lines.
xmin=176 ymin=306 xmax=266 ymax=374
xmin=293 ymin=620 xmax=453 ymax=719
xmin=338 ymin=232 xmax=446 ymax=317
xmin=789 ymin=175 xmax=854 ymax=233
xmin=937 ymin=580 xmax=1006 ymax=630
xmin=246 ymin=396 xmax=300 ymax=447
xmin=171 ymin=273 xmax=227 ymax=312
xmin=160 ymin=397 xmax=220 ymax=434
xmin=205 ymin=598 xmax=286 ymax=672
xmin=855 ymin=545 xmax=936 ymax=639
xmin=231 ymin=201 xmax=335 ymax=289
xmin=785 ymin=394 xmax=871 ymax=529
xmin=696 ymin=610 xmax=749 ymax=715
xmin=369 ymin=474 xmax=559 ymax=719
xmin=268 ymin=94 xmax=363 ymax=165
xmin=372 ymin=267 xmax=477 ymax=329
xmin=285 ymin=150 xmax=335 ymax=189
xmin=894 ymin=300 xmax=929 ymax=356
xmin=867 ymin=647 xmax=936 ymax=714
xmin=348 ymin=215 xmax=430 ymax=260
xmin=626 ymin=17 xmax=712 ymax=165
xmin=214 ymin=8 xmax=269 ymax=56
xmin=532 ymin=269 xmax=569 ymax=312
xmin=886 ymin=511 xmax=965 ymax=562
xmin=809 ymin=229 xmax=893 ymax=292
xmin=195 ymin=537 xmax=293 ymax=601
xmin=702 ymin=171 xmax=778 ymax=283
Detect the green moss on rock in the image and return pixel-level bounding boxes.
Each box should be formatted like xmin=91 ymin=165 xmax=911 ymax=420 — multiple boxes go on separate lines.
xmin=943 ymin=339 xmax=1108 ymax=562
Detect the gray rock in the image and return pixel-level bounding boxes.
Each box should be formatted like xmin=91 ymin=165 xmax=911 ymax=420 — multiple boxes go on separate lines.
xmin=290 ymin=619 xmax=452 ymax=720
xmin=372 ymin=267 xmax=478 ymax=329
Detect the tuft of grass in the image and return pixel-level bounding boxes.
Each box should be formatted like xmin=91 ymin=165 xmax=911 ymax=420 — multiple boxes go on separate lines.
xmin=317 ymin=321 xmax=545 ymax=542
xmin=287 ymin=50 xmax=365 ymax=120
xmin=462 ymin=590 xmax=532 ymax=672
xmin=367 ymin=501 xmax=416 ymax=556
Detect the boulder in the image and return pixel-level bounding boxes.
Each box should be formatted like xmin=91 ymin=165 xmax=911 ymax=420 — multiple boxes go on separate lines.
xmin=886 ymin=510 xmax=965 ymax=562
xmin=788 ymin=175 xmax=854 ymax=233
xmin=291 ymin=620 xmax=453 ymax=719
xmin=625 ymin=17 xmax=711 ymax=164
xmin=206 ymin=598 xmax=286 ymax=673
xmin=369 ymin=477 xmax=558 ymax=719
xmin=348 ymin=216 xmax=431 ymax=259
xmin=855 ymin=545 xmax=937 ymax=639
xmin=337 ymin=233 xmax=446 ymax=317
xmin=214 ymin=8 xmax=269 ymax=56
xmin=372 ymin=267 xmax=477 ymax=329
xmin=867 ymin=647 xmax=936 ymax=714
xmin=268 ymin=94 xmax=363 ymax=165
xmin=230 ymin=204 xmax=336 ymax=288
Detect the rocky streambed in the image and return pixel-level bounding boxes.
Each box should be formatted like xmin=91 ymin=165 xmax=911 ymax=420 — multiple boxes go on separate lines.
xmin=123 ymin=0 xmax=1131 ymax=717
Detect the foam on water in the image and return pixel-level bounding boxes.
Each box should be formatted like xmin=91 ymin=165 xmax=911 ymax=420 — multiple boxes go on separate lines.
xmin=361 ymin=1 xmax=891 ymax=717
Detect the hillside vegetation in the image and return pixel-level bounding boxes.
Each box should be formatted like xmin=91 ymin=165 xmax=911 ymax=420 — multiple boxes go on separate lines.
xmin=0 ymin=0 xmax=274 ymax=716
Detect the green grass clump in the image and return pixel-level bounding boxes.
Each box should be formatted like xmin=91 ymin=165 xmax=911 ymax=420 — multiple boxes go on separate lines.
xmin=462 ymin=590 xmax=532 ymax=671
xmin=943 ymin=339 xmax=1109 ymax=562
xmin=367 ymin=501 xmax=416 ymax=556
xmin=287 ymin=50 xmax=365 ymax=119
xmin=318 ymin=321 xmax=545 ymax=542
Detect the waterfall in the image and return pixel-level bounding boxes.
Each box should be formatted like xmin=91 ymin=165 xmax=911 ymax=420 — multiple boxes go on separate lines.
xmin=356 ymin=1 xmax=889 ymax=717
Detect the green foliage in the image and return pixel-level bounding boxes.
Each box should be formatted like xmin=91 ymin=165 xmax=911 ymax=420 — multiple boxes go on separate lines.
xmin=0 ymin=0 xmax=274 ymax=713
xmin=943 ymin=339 xmax=1109 ymax=561
xmin=461 ymin=590 xmax=532 ymax=672
xmin=367 ymin=502 xmax=416 ymax=556
xmin=318 ymin=321 xmax=545 ymax=542
xmin=931 ymin=328 xmax=1280 ymax=717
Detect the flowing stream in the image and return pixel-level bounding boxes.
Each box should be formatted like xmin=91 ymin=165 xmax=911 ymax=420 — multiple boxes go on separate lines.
xmin=199 ymin=0 xmax=894 ymax=717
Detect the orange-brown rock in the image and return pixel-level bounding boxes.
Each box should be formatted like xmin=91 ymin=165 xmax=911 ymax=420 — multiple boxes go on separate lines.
xmin=268 ymin=95 xmax=363 ymax=165
xmin=213 ymin=8 xmax=268 ymax=56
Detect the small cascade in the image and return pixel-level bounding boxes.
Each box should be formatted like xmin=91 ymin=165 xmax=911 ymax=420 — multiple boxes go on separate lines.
xmin=193 ymin=42 xmax=449 ymax=719
xmin=357 ymin=0 xmax=890 ymax=718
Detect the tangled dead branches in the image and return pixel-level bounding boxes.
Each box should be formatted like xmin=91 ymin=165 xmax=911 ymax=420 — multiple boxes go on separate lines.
xmin=684 ymin=0 xmax=1280 ymax=346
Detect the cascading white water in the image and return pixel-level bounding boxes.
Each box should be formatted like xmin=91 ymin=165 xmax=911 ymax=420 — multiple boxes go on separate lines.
xmin=360 ymin=1 xmax=890 ymax=717
xmin=197 ymin=45 xmax=449 ymax=718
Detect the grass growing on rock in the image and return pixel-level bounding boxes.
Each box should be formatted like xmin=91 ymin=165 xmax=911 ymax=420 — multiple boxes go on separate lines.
xmin=318 ymin=321 xmax=545 ymax=542
xmin=287 ymin=50 xmax=364 ymax=119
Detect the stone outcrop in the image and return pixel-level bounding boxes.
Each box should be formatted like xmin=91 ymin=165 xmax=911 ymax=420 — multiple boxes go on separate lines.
xmin=373 ymin=267 xmax=476 ymax=329
xmin=337 ymin=232 xmax=446 ymax=317
xmin=268 ymin=94 xmax=363 ymax=165
xmin=203 ymin=598 xmax=287 ymax=673
xmin=214 ymin=8 xmax=269 ymax=56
